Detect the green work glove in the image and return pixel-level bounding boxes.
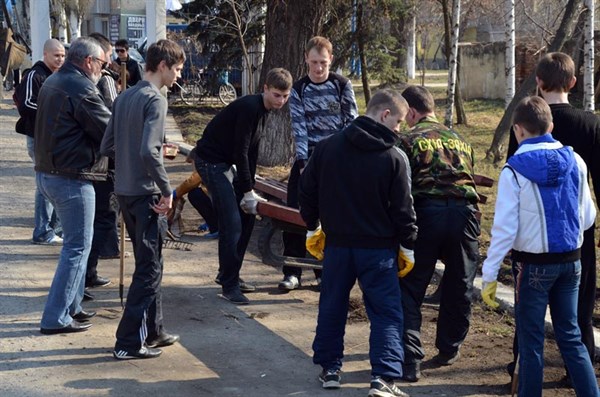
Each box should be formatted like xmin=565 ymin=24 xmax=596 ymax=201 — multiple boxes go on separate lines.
xmin=397 ymin=245 xmax=415 ymax=278
xmin=481 ymin=281 xmax=500 ymax=309
xmin=306 ymin=226 xmax=325 ymax=260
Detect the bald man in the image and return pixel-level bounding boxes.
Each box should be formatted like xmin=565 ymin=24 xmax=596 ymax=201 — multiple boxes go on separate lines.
xmin=15 ymin=38 xmax=65 ymax=245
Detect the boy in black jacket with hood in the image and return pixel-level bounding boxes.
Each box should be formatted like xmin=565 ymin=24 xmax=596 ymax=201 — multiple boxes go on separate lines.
xmin=299 ymin=90 xmax=416 ymax=397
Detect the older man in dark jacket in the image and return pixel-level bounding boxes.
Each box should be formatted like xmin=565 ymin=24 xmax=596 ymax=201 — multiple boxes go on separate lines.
xmin=35 ymin=37 xmax=111 ymax=335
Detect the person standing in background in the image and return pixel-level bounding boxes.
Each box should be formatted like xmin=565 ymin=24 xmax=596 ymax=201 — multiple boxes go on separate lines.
xmin=14 ymin=38 xmax=65 ymax=246
xmin=279 ymin=36 xmax=358 ymax=292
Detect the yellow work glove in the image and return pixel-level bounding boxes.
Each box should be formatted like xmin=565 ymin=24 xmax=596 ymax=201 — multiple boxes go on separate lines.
xmin=481 ymin=281 xmax=500 ymax=309
xmin=397 ymin=245 xmax=415 ymax=278
xmin=306 ymin=227 xmax=325 ymax=260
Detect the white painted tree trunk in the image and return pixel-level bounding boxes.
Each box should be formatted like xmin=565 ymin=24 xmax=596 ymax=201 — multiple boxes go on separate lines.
xmin=66 ymin=9 xmax=81 ymax=41
xmin=444 ymin=0 xmax=460 ymax=127
xmin=50 ymin=0 xmax=68 ymax=43
xmin=407 ymin=12 xmax=416 ymax=80
xmin=504 ymin=0 xmax=515 ymax=109
xmin=583 ymin=0 xmax=595 ymax=111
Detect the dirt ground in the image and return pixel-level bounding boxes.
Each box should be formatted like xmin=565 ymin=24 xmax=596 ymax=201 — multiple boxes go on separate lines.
xmin=0 ymin=95 xmax=593 ymax=396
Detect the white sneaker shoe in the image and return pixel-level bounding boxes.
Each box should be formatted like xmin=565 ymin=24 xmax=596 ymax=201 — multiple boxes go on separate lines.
xmin=33 ymin=235 xmax=63 ymax=246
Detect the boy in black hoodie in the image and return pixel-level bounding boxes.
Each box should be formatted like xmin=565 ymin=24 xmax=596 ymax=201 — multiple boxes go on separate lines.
xmin=299 ymin=90 xmax=416 ymax=397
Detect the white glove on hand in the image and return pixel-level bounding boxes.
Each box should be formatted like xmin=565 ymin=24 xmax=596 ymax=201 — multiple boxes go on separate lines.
xmin=239 ymin=190 xmax=267 ymax=215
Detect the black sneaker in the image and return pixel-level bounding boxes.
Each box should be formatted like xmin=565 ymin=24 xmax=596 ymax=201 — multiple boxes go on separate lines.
xmin=239 ymin=279 xmax=256 ymax=293
xmin=318 ymin=368 xmax=341 ymax=389
xmin=86 ymin=276 xmax=111 ymax=288
xmin=83 ymin=289 xmax=94 ymax=301
xmin=400 ymin=362 xmax=421 ymax=382
xmin=146 ymin=333 xmax=180 ymax=348
xmin=433 ymin=350 xmax=460 ymax=366
xmin=215 ymin=276 xmax=255 ymax=293
xmin=368 ymin=377 xmax=410 ymax=397
xmin=113 ymin=346 xmax=162 ymax=360
xmin=219 ymin=290 xmax=250 ymax=305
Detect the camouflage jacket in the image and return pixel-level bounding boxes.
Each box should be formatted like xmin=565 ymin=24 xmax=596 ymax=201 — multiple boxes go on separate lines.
xmin=396 ymin=115 xmax=479 ymax=203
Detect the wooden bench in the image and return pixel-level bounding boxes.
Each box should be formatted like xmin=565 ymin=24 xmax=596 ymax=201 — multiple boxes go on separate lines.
xmin=255 ymin=174 xmax=495 ymax=270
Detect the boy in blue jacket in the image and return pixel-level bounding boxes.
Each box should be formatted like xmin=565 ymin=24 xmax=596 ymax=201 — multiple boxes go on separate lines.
xmin=481 ymin=96 xmax=598 ymax=397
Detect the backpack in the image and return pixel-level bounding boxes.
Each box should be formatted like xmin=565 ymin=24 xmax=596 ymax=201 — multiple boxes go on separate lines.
xmin=12 ymin=67 xmax=31 ymax=118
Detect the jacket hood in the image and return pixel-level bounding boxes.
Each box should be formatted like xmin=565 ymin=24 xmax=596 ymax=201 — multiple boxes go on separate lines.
xmin=33 ymin=60 xmax=53 ymax=74
xmin=508 ymin=133 xmax=575 ymax=187
xmin=344 ymin=116 xmax=398 ymax=151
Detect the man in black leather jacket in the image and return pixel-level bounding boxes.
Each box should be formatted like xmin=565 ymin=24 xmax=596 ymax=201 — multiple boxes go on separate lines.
xmin=35 ymin=37 xmax=112 ymax=335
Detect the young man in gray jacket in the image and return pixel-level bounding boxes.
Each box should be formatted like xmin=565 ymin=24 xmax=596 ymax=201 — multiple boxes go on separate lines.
xmin=101 ymin=39 xmax=185 ymax=360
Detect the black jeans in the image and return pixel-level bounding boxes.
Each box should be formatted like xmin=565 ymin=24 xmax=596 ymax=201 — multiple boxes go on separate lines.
xmin=86 ymin=179 xmax=119 ymax=284
xmin=114 ymin=194 xmax=165 ymax=351
xmin=400 ymin=199 xmax=480 ymax=364
xmin=195 ymin=159 xmax=255 ymax=293
xmin=282 ymin=159 xmax=322 ymax=280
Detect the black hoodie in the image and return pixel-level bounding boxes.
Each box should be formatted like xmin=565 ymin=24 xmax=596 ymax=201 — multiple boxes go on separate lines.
xmin=299 ymin=116 xmax=417 ymax=249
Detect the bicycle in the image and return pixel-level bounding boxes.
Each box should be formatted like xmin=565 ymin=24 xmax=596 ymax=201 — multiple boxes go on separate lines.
xmin=178 ymin=69 xmax=237 ymax=106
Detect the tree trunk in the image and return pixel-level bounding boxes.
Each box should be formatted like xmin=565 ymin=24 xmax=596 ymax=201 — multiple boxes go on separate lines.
xmin=357 ymin=2 xmax=371 ymax=104
xmin=257 ymin=0 xmax=328 ymax=166
xmin=444 ymin=0 xmax=460 ymax=127
xmin=505 ymin=0 xmax=516 ymax=108
xmin=486 ymin=0 xmax=584 ymax=162
xmin=50 ymin=0 xmax=68 ymax=42
xmin=583 ymin=0 xmax=594 ymax=111
xmin=455 ymin=50 xmax=467 ymax=125
xmin=407 ymin=11 xmax=416 ymax=80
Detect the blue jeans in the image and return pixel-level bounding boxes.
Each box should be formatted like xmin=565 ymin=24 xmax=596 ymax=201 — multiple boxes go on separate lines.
xmin=27 ymin=136 xmax=61 ymax=242
xmin=515 ymin=260 xmax=599 ymax=397
xmin=195 ymin=159 xmax=255 ymax=292
xmin=37 ymin=173 xmax=95 ymax=329
xmin=313 ymin=246 xmax=404 ymax=379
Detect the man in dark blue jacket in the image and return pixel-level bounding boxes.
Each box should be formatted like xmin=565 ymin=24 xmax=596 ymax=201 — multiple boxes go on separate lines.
xmin=299 ymin=90 xmax=416 ymax=397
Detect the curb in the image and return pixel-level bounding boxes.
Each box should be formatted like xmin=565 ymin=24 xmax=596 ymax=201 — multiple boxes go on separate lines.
xmin=434 ymin=263 xmax=600 ymax=359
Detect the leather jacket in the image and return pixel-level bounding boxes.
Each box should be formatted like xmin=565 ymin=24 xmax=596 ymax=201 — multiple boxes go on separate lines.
xmin=34 ymin=62 xmax=112 ymax=181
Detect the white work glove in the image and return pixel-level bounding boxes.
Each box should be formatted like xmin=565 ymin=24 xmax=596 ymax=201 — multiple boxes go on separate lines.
xmin=239 ymin=190 xmax=267 ymax=215
xmin=397 ymin=245 xmax=415 ymax=278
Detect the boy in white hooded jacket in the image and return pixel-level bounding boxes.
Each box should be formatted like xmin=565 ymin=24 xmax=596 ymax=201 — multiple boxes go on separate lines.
xmin=481 ymin=96 xmax=598 ymax=397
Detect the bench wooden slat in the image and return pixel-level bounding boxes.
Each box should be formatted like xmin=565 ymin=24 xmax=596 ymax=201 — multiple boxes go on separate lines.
xmin=255 ymin=176 xmax=288 ymax=202
xmin=257 ymin=201 xmax=305 ymax=227
xmin=474 ymin=174 xmax=494 ymax=188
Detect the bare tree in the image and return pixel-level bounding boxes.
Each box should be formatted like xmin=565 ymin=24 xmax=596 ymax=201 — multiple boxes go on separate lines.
xmin=505 ymin=0 xmax=515 ymax=108
xmin=212 ymin=0 xmax=263 ymax=95
xmin=582 ymin=0 xmax=594 ymax=111
xmin=486 ymin=0 xmax=584 ymax=162
xmin=444 ymin=0 xmax=460 ymax=127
